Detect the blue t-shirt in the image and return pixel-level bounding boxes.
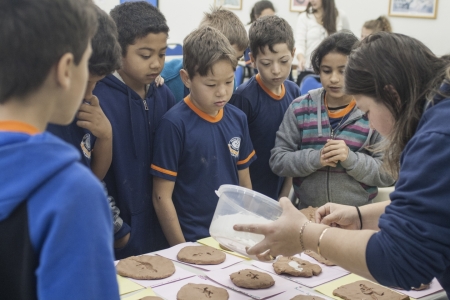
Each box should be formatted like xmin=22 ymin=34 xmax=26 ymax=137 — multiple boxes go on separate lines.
xmin=229 ymin=74 xmax=300 ymax=199
xmin=46 ymin=119 xmax=96 ymax=168
xmin=150 ymin=96 xmax=256 ymax=241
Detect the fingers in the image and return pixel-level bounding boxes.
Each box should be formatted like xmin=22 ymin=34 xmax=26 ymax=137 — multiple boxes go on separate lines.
xmin=279 ymin=197 xmax=295 ymax=211
xmin=255 ymin=249 xmax=275 ymax=262
xmin=246 ymin=240 xmax=271 ymax=256
xmin=233 ymin=223 xmax=267 ymax=235
xmin=76 ymin=111 xmax=92 ymax=121
xmin=84 ymin=95 xmax=100 ymax=106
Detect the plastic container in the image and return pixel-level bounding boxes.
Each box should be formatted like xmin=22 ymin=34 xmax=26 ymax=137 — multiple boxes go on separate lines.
xmin=209 ymin=184 xmax=282 ymax=260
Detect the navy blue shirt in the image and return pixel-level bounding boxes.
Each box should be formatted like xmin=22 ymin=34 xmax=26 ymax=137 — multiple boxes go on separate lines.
xmin=229 ymin=74 xmax=300 ymax=199
xmin=47 ymin=120 xmax=95 ymax=168
xmin=151 ymin=96 xmax=256 ymax=242
xmin=94 ymin=74 xmax=176 ymax=259
xmin=366 ymin=86 xmax=450 ymax=296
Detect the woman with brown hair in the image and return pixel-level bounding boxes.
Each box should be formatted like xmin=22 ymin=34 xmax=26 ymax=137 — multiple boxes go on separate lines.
xmin=295 ymin=0 xmax=350 ymax=84
xmin=235 ymin=32 xmax=450 ymax=296
xmin=361 ymin=15 xmax=392 ymax=39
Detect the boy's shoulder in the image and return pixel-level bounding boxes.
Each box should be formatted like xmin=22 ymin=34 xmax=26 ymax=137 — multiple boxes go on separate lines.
xmin=161 ymin=58 xmax=183 ymax=81
xmin=94 ymin=74 xmax=127 ymax=96
xmin=234 ymin=76 xmax=258 ymax=95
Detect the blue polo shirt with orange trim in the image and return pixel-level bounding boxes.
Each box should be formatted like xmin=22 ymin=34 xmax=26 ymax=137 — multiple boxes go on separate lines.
xmin=229 ymin=74 xmax=300 ymax=200
xmin=150 ymin=96 xmax=256 ymax=242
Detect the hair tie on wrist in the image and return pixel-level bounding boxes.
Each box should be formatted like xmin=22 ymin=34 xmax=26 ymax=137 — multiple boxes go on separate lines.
xmin=355 ymin=206 xmax=362 ymax=230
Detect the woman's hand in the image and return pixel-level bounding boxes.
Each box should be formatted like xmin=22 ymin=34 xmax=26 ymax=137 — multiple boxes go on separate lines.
xmin=315 ymin=203 xmax=360 ymax=230
xmin=297 ymin=53 xmax=306 ymax=71
xmin=233 ymin=197 xmax=308 ymax=261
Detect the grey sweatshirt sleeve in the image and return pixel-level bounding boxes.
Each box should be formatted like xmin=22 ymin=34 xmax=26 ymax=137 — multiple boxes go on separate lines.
xmin=270 ymin=105 xmax=323 ymax=177
xmin=340 ymin=130 xmax=395 ymax=187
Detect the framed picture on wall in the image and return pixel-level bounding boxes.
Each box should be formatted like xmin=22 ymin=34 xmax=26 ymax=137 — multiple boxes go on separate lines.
xmin=290 ymin=0 xmax=309 ymax=12
xmin=389 ymin=0 xmax=438 ymax=19
xmin=215 ymin=0 xmax=242 ymax=10
xmin=120 ymin=0 xmax=158 ymax=7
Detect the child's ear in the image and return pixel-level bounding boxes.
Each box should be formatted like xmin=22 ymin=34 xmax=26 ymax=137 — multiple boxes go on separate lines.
xmin=291 ymin=47 xmax=296 ymax=58
xmin=180 ymin=69 xmax=191 ymax=89
xmin=55 ymin=53 xmax=74 ymax=90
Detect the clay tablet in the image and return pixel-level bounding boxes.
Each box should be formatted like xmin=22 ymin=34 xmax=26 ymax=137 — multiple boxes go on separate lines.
xmin=116 ymin=255 xmax=175 ymax=280
xmin=299 ymin=206 xmax=317 ymax=222
xmin=273 ymin=256 xmax=322 ymax=277
xmin=177 ymin=245 xmax=226 ymax=265
xmin=177 ymin=283 xmax=229 ymax=300
xmin=333 ymin=280 xmax=410 ymax=300
xmin=140 ymin=297 xmax=163 ymax=300
xmin=230 ymin=269 xmax=275 ymax=289
xmin=291 ymin=296 xmax=325 ymax=300
xmin=304 ymin=250 xmax=336 ymax=266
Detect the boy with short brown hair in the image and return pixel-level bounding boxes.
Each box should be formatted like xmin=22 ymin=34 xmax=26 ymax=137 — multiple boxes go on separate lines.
xmin=151 ymin=26 xmax=256 ymax=245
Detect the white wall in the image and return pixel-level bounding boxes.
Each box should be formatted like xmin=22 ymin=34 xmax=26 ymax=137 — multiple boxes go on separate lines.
xmin=94 ymin=0 xmax=450 ymax=56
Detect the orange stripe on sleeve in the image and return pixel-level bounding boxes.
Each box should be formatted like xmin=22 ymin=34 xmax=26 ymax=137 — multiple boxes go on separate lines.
xmin=151 ymin=164 xmax=177 ymax=177
xmin=237 ymin=150 xmax=256 ymax=165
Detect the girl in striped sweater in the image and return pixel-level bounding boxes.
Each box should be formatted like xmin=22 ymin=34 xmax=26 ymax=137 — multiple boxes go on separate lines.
xmin=270 ymin=31 xmax=394 ymax=208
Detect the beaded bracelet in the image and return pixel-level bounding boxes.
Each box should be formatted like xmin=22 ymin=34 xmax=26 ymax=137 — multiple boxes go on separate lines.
xmin=299 ymin=221 xmax=311 ymax=252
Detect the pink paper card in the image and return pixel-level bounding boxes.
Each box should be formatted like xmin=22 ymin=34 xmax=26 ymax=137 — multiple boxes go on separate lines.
xmin=300 ymin=253 xmax=349 ymax=273
xmin=252 ymin=254 xmax=349 ymax=288
xmin=152 ymin=275 xmax=250 ymax=300
xmin=153 ymin=242 xmax=243 ymax=271
xmin=114 ymin=255 xmax=195 ymax=288
xmin=391 ymin=278 xmax=443 ymax=299
xmin=270 ymin=285 xmax=334 ymax=300
xmin=206 ymin=264 xmax=299 ymax=299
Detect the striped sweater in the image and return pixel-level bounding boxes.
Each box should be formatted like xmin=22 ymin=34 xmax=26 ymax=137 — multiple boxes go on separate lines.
xmin=270 ymin=88 xmax=394 ymax=208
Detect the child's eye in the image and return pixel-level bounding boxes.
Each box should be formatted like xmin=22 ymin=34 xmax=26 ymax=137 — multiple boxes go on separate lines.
xmin=206 ymin=84 xmax=216 ymax=87
xmin=262 ymin=63 xmax=270 ymax=66
xmin=159 ymin=54 xmax=166 ymax=58
xmin=141 ymin=55 xmax=150 ymax=59
xmin=322 ymin=70 xmax=331 ymax=74
xmin=281 ymin=60 xmax=288 ymax=64
xmin=226 ymin=81 xmax=233 ymax=85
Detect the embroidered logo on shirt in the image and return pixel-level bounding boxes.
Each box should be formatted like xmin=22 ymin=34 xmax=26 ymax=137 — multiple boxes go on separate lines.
xmin=228 ymin=137 xmax=241 ymax=158
xmin=80 ymin=133 xmax=92 ymax=159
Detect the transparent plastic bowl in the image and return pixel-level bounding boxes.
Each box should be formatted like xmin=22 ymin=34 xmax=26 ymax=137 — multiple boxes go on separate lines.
xmin=209 ymin=184 xmax=282 ymax=260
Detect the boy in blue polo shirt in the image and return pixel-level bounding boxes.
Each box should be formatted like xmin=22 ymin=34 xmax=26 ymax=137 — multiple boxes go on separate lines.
xmin=0 ymin=0 xmax=119 ymax=298
xmin=94 ymin=1 xmax=175 ymax=259
xmin=229 ymin=16 xmax=300 ymax=200
xmin=151 ymin=26 xmax=256 ymax=245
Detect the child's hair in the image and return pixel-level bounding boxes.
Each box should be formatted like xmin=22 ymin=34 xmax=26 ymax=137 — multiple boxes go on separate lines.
xmin=310 ymin=30 xmax=358 ymax=74
xmin=345 ymin=32 xmax=450 ymax=176
xmin=89 ymin=6 xmax=122 ymax=76
xmin=183 ymin=26 xmax=238 ymax=78
xmin=199 ymin=7 xmax=248 ymax=52
xmin=0 ymin=0 xmax=98 ymax=104
xmin=305 ymin=0 xmax=338 ymax=35
xmin=249 ymin=15 xmax=294 ymax=59
xmin=363 ymin=16 xmax=392 ymax=34
xmin=248 ymin=0 xmax=275 ymax=25
xmin=110 ymin=1 xmax=169 ymax=56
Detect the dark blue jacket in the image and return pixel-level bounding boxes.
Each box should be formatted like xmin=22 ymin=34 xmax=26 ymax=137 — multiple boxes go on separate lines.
xmin=367 ymin=84 xmax=450 ymax=296
xmin=94 ymin=74 xmax=175 ymax=259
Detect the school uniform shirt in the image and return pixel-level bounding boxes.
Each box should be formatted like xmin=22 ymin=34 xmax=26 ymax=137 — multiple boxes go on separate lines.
xmin=150 ymin=96 xmax=256 ymax=242
xmin=229 ymin=74 xmax=300 ymax=200
xmin=367 ymin=84 xmax=450 ymax=296
xmin=0 ymin=121 xmax=119 ymax=300
xmin=94 ymin=73 xmax=176 ymax=259
xmin=46 ymin=120 xmax=95 ymax=167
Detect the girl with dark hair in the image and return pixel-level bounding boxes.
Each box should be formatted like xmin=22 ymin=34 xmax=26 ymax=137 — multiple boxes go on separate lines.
xmin=361 ymin=15 xmax=392 ymax=39
xmin=235 ymin=32 xmax=450 ymax=297
xmin=295 ymin=0 xmax=350 ymax=84
xmin=248 ymin=0 xmax=275 ymax=25
xmin=270 ymin=31 xmax=394 ymax=209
